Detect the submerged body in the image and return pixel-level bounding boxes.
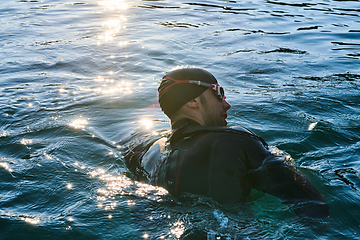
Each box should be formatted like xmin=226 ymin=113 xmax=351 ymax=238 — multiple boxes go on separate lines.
xmin=124 ymin=119 xmax=329 ymax=218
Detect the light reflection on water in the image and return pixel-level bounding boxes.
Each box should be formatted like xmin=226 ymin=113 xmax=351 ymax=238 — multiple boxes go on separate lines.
xmin=140 ymin=119 xmax=154 ymax=130
xmin=0 ymin=162 xmax=13 ymax=173
xmin=92 ymin=170 xmax=168 ymax=201
xmin=169 ymin=221 xmax=185 ymax=239
xmin=20 ymin=138 xmax=33 ymax=145
xmin=20 ymin=216 xmax=40 ymax=225
xmin=98 ymin=0 xmax=129 ymax=11
xmin=87 ymin=166 xmax=177 ymax=238
xmin=0 ymin=131 xmax=9 ymax=137
xmin=79 ymin=77 xmax=135 ymax=95
xmin=308 ymin=122 xmax=318 ymax=131
xmin=0 ymin=0 xmax=359 ymax=238
xmin=69 ymin=118 xmax=88 ymax=129
xmin=97 ymin=0 xmax=128 ymax=44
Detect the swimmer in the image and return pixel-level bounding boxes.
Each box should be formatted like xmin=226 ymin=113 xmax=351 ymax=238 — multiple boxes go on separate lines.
xmin=124 ymin=66 xmax=329 ymax=219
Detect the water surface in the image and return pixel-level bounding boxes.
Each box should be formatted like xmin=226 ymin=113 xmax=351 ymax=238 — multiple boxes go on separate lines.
xmin=1 ymin=0 xmax=359 ymax=239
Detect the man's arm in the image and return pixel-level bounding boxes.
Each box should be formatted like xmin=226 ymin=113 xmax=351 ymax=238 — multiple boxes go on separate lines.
xmin=244 ymin=141 xmax=329 ymax=218
xmin=209 ymin=133 xmax=329 ymax=218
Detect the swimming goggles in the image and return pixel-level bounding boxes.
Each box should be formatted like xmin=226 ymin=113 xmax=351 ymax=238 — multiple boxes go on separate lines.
xmin=159 ymin=76 xmax=226 ymax=101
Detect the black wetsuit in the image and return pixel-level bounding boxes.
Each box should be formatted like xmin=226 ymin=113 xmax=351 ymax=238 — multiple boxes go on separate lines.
xmin=124 ymin=119 xmax=329 ymax=218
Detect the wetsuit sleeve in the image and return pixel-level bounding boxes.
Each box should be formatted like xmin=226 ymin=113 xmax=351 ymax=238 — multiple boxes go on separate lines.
xmin=244 ymin=140 xmax=329 ymax=218
xmin=209 ymin=134 xmax=329 ymax=218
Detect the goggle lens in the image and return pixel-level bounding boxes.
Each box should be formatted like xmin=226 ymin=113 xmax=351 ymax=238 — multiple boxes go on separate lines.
xmin=159 ymin=77 xmax=226 ymax=101
xmin=211 ymin=84 xmax=225 ymax=101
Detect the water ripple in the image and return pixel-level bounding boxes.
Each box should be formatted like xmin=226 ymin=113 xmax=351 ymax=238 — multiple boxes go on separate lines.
xmin=1 ymin=0 xmax=360 ymax=238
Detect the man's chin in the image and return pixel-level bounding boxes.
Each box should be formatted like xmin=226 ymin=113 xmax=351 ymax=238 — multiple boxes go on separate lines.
xmin=221 ymin=119 xmax=227 ymax=126
xmin=222 ymin=114 xmax=228 ymax=126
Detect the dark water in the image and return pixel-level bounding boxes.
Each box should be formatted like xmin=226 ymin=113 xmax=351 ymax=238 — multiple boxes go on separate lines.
xmin=1 ymin=0 xmax=359 ymax=239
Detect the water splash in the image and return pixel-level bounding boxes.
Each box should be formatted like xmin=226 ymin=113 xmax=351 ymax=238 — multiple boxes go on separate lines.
xmin=213 ymin=209 xmax=229 ymax=229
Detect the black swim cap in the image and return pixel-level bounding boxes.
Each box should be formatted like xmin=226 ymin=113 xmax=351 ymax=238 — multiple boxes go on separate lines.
xmin=158 ymin=66 xmax=218 ymax=118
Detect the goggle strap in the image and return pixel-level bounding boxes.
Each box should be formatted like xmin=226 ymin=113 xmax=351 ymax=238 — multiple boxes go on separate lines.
xmin=159 ymin=76 xmax=224 ymax=100
xmin=158 ymin=77 xmax=190 ymax=97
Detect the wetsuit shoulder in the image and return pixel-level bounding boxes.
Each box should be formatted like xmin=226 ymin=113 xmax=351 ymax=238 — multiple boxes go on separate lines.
xmin=199 ymin=131 xmax=329 ymax=217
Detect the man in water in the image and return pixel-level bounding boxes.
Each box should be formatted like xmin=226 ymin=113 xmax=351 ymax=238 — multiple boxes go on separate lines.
xmin=124 ymin=66 xmax=329 ymax=219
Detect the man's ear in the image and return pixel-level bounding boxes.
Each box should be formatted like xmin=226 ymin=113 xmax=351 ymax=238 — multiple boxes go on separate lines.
xmin=184 ymin=99 xmax=199 ymax=109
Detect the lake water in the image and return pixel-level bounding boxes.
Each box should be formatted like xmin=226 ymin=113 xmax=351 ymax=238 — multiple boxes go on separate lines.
xmin=0 ymin=0 xmax=359 ymax=239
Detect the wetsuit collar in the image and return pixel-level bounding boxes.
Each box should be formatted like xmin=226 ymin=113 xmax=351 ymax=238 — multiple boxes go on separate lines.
xmin=170 ymin=118 xmax=200 ymax=143
xmin=171 ymin=118 xmax=200 ymax=131
xmin=169 ymin=118 xmax=268 ymax=148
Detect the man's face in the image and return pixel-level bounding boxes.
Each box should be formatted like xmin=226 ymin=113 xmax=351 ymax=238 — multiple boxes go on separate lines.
xmin=199 ymin=88 xmax=231 ymax=126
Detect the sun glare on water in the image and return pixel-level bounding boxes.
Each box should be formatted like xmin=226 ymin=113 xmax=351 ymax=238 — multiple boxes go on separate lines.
xmin=97 ymin=0 xmax=128 ymax=43
xmin=20 ymin=138 xmax=33 ymax=145
xmin=91 ymin=77 xmax=133 ymax=95
xmin=308 ymin=122 xmax=318 ymax=131
xmin=98 ymin=0 xmax=128 ymax=10
xmin=21 ymin=217 xmax=40 ymax=225
xmin=0 ymin=162 xmax=12 ymax=173
xmin=140 ymin=119 xmax=153 ymax=130
xmin=69 ymin=118 xmax=88 ymax=129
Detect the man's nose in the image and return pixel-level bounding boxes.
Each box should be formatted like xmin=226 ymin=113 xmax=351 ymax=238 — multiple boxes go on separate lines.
xmin=223 ymin=99 xmax=231 ymax=110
